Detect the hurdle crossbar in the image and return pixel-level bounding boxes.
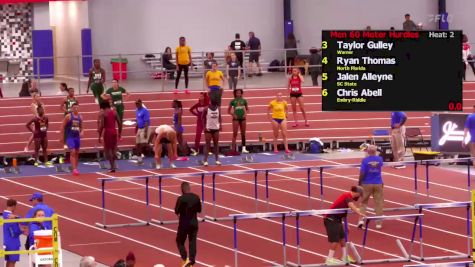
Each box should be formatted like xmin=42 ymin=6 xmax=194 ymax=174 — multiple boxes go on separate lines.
xmin=96 ymin=176 xmax=152 ymax=228
xmin=359 ymin=213 xmax=423 ymax=265
xmin=230 ymin=208 xmax=352 ymax=267
xmin=412 ymin=202 xmax=471 ymax=261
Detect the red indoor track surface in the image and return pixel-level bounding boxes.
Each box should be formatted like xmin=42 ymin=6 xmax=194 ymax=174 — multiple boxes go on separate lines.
xmin=1 ymin=83 xmax=475 ymax=155
xmin=0 ymin=158 xmax=472 ymax=266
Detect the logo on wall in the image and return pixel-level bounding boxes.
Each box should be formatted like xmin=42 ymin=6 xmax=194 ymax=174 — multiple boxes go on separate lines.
xmin=438 ymin=121 xmax=470 ymax=146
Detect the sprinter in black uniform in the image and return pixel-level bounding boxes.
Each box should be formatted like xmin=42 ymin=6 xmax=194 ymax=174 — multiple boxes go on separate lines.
xmin=175 ymin=182 xmax=202 ymax=267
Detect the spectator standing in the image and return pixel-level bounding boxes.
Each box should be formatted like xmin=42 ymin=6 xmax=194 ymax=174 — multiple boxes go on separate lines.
xmin=230 ymin=33 xmax=246 ymax=69
xmin=247 ymin=31 xmax=262 ymax=77
xmin=463 ymin=34 xmax=475 ymax=80
xmin=175 ymin=37 xmax=192 ymax=94
xmin=226 ymin=53 xmax=241 ymax=90
xmin=203 ymin=52 xmax=217 ymax=71
xmin=308 ymin=47 xmax=322 ymax=86
xmin=403 ymin=14 xmax=417 ymax=30
xmin=284 ymin=33 xmax=298 ymax=74
xmin=133 ymin=99 xmax=151 ymax=164
xmin=19 ymin=80 xmax=31 ymax=97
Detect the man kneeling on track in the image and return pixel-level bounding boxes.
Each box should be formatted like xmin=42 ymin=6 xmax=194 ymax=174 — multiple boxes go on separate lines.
xmin=154 ymin=125 xmax=178 ymax=170
xmin=324 ymin=186 xmax=365 ymax=265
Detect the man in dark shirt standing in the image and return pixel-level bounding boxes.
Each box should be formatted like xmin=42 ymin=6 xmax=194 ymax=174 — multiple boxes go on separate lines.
xmin=246 ymin=31 xmax=262 ymax=77
xmin=230 ymin=33 xmax=246 ymax=69
xmin=175 ymin=182 xmax=201 ymax=267
xmin=403 ymin=13 xmax=417 ymax=31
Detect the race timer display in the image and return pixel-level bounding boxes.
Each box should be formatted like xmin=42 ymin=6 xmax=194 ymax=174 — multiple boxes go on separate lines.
xmin=321 ymin=30 xmax=463 ymax=111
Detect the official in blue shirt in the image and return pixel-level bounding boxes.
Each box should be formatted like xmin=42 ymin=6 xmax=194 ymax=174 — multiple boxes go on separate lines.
xmin=24 ymin=192 xmax=54 ymax=229
xmin=463 ymin=109 xmax=475 ymax=164
xmin=134 ymin=99 xmax=151 ymax=163
xmin=3 ymin=199 xmax=23 ymax=265
xmin=390 ymin=111 xmax=407 ymax=167
xmin=358 ymin=145 xmax=384 ymax=229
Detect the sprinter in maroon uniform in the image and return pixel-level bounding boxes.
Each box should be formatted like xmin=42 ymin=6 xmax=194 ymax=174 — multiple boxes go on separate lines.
xmin=26 ymin=106 xmax=50 ymax=166
xmin=98 ymin=101 xmax=122 ymax=173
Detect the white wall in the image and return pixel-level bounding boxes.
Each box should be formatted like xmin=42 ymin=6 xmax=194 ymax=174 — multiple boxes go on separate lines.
xmin=447 ymin=0 xmax=475 ymax=42
xmin=32 ymin=2 xmax=50 ymax=30
xmin=88 ymin=0 xmax=284 ymax=79
xmin=292 ymin=0 xmax=438 ymax=49
xmin=50 ymin=1 xmax=89 ymax=77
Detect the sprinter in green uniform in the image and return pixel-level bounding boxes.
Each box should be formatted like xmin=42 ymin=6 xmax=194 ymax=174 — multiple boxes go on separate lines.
xmin=87 ymin=59 xmax=106 ymax=105
xmin=101 ymin=79 xmax=128 ymax=122
xmin=228 ymin=89 xmax=249 ymax=154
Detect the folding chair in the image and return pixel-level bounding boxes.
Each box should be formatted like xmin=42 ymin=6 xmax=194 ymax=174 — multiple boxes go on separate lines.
xmin=371 ymin=129 xmax=393 ymax=162
xmin=404 ymin=127 xmax=429 ymax=153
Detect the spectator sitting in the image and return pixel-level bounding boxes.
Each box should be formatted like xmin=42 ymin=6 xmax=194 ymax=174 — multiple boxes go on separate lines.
xmin=125 ymin=252 xmax=136 ymax=267
xmin=28 ymin=209 xmax=51 ymax=249
xmin=390 ymin=26 xmax=395 ymax=31
xmin=204 ymin=52 xmax=217 ymax=71
xmin=162 ymin=47 xmax=176 ymax=79
xmin=403 ymin=13 xmax=417 ymax=30
xmin=80 ymin=256 xmax=97 ymax=267
xmin=365 ymin=26 xmax=371 ymax=30
xmin=308 ymin=47 xmax=322 ymax=86
xmin=19 ymin=80 xmax=31 ymax=97
xmin=284 ymin=33 xmax=298 ymax=74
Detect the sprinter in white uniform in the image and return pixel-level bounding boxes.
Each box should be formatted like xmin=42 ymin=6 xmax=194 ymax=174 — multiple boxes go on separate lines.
xmin=202 ymin=100 xmax=222 ymax=166
xmin=154 ymin=124 xmax=178 ymax=170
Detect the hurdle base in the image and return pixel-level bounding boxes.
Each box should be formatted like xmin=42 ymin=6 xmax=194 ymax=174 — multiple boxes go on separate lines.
xmin=151 ymin=217 xmax=206 ymax=225
xmin=287 ymin=261 xmax=348 ymax=267
xmin=411 ymin=254 xmax=471 ymax=262
xmin=95 ymin=221 xmax=150 ymax=229
xmin=361 ymin=258 xmax=411 ymax=265
xmin=204 ymin=215 xmax=233 ymax=222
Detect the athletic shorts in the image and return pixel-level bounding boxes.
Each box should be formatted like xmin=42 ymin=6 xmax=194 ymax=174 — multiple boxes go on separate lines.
xmin=104 ymin=132 xmax=117 ymax=150
xmin=324 ymin=217 xmax=345 ymax=243
xmin=66 ymin=137 xmax=80 ymax=150
xmin=249 ymin=52 xmax=260 ymax=63
xmin=34 ymin=137 xmax=48 ymax=150
xmin=233 ymin=118 xmax=246 ymax=122
xmin=160 ymin=137 xmax=171 ymax=144
xmin=136 ymin=128 xmax=151 ymax=144
xmin=205 ymin=129 xmax=220 ymax=135
xmin=290 ymin=93 xmax=303 ymax=98
xmin=273 ymin=118 xmax=284 ymax=124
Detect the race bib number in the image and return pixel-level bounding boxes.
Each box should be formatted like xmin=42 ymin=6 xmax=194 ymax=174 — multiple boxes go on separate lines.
xmin=40 ymin=127 xmax=47 ymax=132
xmin=114 ymin=100 xmax=123 ymax=105
xmin=71 ymin=121 xmax=80 ymax=132
xmin=292 ymin=87 xmax=299 ymax=92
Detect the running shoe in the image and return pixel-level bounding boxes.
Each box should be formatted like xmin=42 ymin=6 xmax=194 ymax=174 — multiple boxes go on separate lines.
xmin=215 ymin=161 xmax=221 ymax=166
xmin=292 ymin=122 xmax=298 ymax=127
xmin=184 ymin=90 xmax=190 ymax=94
xmin=357 ymin=220 xmax=364 ymax=229
xmin=72 ymin=169 xmax=79 ymax=176
xmin=274 ymin=149 xmax=279 ymax=154
xmin=45 ymin=161 xmax=52 ymax=167
xmin=181 ymin=259 xmax=190 ymax=267
xmin=116 ymin=151 xmax=122 ymax=159
xmin=63 ymin=145 xmax=68 ymax=149
xmin=173 ymin=89 xmax=179 ymax=94
xmin=305 ymin=121 xmax=310 ymax=127
xmin=242 ymin=146 xmax=249 ymax=154
xmin=325 ymin=258 xmax=343 ymax=265
xmin=155 ymin=165 xmax=161 ymax=170
xmin=24 ymin=147 xmax=29 ymax=152
xmin=190 ymin=148 xmax=198 ymax=156
xmin=394 ymin=165 xmax=406 ymax=169
xmin=170 ymin=163 xmax=177 ymax=169
xmin=375 ymin=224 xmax=382 ymax=230
xmin=203 ymin=161 xmax=209 ymax=166
xmin=341 ymin=255 xmax=356 ymax=264
xmin=34 ymin=162 xmax=40 ymax=167
xmin=285 ymin=149 xmax=292 ymax=154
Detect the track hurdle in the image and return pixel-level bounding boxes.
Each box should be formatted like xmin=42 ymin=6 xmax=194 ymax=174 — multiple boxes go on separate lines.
xmin=230 ymin=208 xmax=357 ymax=267
xmin=96 ymin=176 xmax=153 ymax=228
xmin=356 ymin=214 xmax=423 ymax=264
xmin=410 ymin=202 xmax=472 ymax=261
xmin=404 ymin=261 xmax=473 ymax=267
xmin=286 ymin=208 xmax=356 ymax=267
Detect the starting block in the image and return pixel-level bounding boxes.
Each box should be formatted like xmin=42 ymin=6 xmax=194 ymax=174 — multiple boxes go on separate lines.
xmin=241 ymin=155 xmax=254 ymax=163
xmin=282 ymin=152 xmax=296 ymax=160
xmin=55 ymin=165 xmax=72 ymax=173
xmin=1 ymin=166 xmax=20 ymax=174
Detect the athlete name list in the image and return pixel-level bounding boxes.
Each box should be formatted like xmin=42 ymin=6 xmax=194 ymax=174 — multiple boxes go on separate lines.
xmin=321 ymin=30 xmax=462 ymax=111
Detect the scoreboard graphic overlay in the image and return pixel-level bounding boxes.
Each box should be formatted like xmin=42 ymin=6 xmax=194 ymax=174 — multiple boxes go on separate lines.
xmin=321 ymin=30 xmax=463 ymax=111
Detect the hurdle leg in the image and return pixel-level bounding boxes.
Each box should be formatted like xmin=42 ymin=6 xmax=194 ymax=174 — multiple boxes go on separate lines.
xmin=95 ymin=180 xmax=107 ymax=228
xmin=159 ymin=176 xmax=163 ymax=224
xmin=201 ymin=173 xmax=206 ymax=220
xmin=254 ymin=170 xmax=259 ymax=212
xmin=466 ymin=204 xmax=471 ymax=258
xmin=265 ymin=170 xmax=269 ymax=212
xmin=281 ymin=215 xmax=287 ymax=266
xmin=233 ymin=218 xmax=238 ymax=267
xmin=145 ymin=177 xmax=150 ymax=225
xmin=307 ymin=167 xmax=311 ymax=209
xmin=319 ymin=167 xmax=324 ymax=209
xmin=360 ymin=219 xmax=370 ymax=263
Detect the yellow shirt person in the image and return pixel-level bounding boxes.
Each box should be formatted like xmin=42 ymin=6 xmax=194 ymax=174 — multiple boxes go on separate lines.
xmin=269 ymin=99 xmax=287 ymax=120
